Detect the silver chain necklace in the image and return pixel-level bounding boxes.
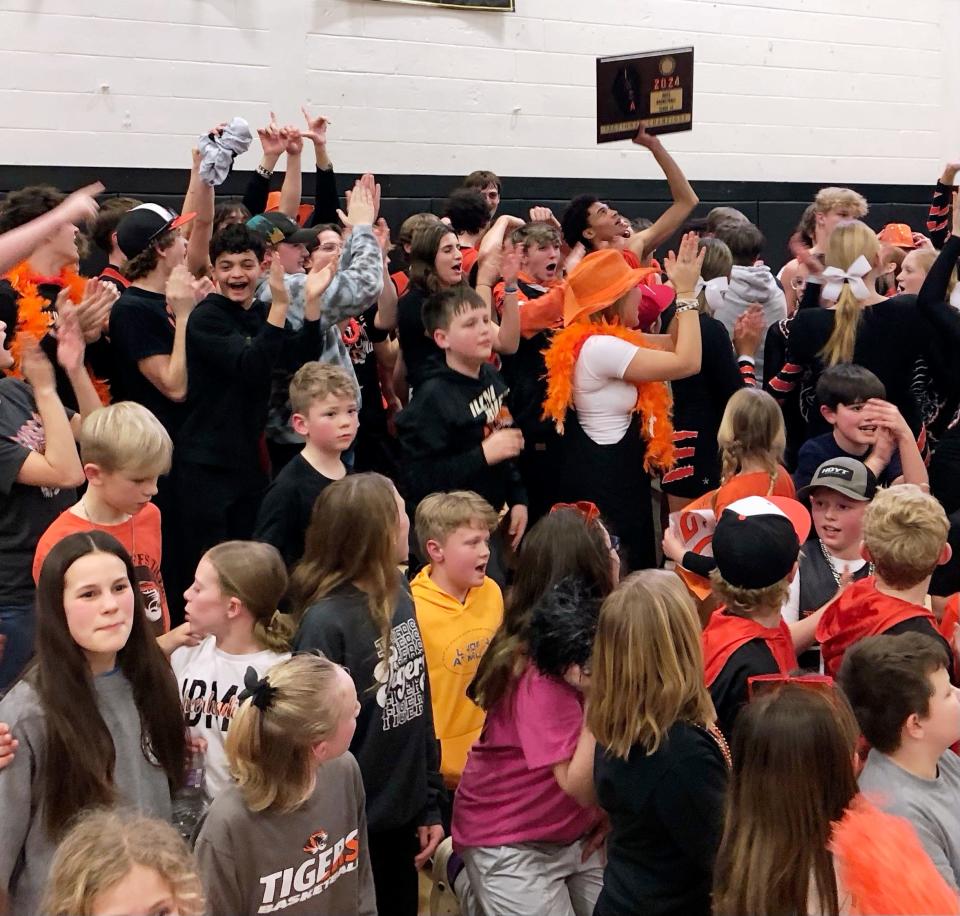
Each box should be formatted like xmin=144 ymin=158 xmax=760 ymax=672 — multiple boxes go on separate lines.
xmin=818 ymin=538 xmax=872 ymax=587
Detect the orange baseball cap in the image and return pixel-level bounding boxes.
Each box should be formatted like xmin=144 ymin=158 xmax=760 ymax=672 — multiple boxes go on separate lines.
xmin=877 ymin=223 xmax=916 ymax=249
xmin=265 ymin=191 xmax=314 ymax=227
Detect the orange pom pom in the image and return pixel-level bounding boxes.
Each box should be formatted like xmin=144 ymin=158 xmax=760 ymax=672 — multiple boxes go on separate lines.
xmin=831 ymin=795 xmax=960 ymax=914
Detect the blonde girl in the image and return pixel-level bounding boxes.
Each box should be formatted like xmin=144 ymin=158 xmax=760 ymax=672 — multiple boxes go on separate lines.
xmin=171 ymin=540 xmax=293 ymax=797
xmin=575 ymin=570 xmax=729 ymax=916
xmin=194 ymin=654 xmax=375 ymax=916
xmin=290 ymin=472 xmax=443 ymax=916
xmin=766 ymin=219 xmax=951 ymax=450
xmin=43 ymin=809 xmax=204 ymax=916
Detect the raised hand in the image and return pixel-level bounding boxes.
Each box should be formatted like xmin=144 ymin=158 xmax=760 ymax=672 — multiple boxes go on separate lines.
xmin=73 ymin=280 xmax=118 ymax=343
xmin=257 ymin=112 xmax=286 ymax=159
xmin=268 ymin=258 xmax=290 ymax=308
xmin=632 ymin=125 xmax=663 ymax=151
xmin=733 ymin=304 xmax=765 ymax=357
xmin=338 ymin=173 xmax=380 ymax=228
xmin=500 ymin=240 xmax=522 ymax=286
xmin=283 ymin=126 xmax=304 ymax=156
xmin=529 ymin=206 xmax=561 ymax=230
xmin=20 ymin=337 xmax=56 ymax=394
xmin=54 ymin=301 xmax=86 ymax=374
xmin=301 ymin=106 xmax=331 ymax=147
xmin=305 ymin=263 xmax=334 ymax=307
xmin=165 ymin=265 xmax=203 ymax=320
xmin=663 ymin=231 xmax=705 ymax=295
xmin=56 ymin=182 xmax=104 ymax=226
xmin=372 ymin=218 xmax=392 ymax=255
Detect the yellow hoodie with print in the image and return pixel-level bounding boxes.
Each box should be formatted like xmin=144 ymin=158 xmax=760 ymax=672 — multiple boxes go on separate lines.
xmin=411 ymin=566 xmax=504 ymax=788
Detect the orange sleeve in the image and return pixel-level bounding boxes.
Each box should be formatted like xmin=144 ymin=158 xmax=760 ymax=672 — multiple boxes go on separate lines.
xmin=519 ymin=284 xmax=565 ymax=337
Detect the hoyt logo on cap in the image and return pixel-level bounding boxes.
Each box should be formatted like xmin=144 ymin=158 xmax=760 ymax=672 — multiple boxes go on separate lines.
xmin=818 ymin=465 xmax=854 ymax=481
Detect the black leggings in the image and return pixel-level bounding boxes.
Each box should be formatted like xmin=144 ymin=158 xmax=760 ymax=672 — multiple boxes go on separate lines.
xmin=368 ymin=821 xmax=421 ymax=916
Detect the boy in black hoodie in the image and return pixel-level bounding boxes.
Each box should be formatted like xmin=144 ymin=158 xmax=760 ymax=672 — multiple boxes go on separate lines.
xmin=396 ymin=287 xmax=528 ymax=582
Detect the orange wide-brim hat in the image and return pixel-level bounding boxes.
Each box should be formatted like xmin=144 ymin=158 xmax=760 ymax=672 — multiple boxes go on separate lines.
xmin=877 ymin=222 xmax=916 ymax=249
xmin=563 ymin=249 xmax=651 ymax=326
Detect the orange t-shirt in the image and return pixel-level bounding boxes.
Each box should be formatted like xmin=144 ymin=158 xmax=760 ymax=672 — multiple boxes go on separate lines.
xmin=33 ymin=502 xmax=170 ymax=636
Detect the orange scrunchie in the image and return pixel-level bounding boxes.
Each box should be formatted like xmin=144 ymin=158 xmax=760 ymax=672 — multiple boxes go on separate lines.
xmin=541 ymin=319 xmax=675 ymax=473
xmin=4 ymin=261 xmax=110 ymax=405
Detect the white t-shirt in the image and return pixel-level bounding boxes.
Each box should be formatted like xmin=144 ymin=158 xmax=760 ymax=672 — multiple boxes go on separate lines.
xmin=573 ymin=335 xmax=640 ymax=444
xmin=171 ymin=636 xmax=291 ymax=798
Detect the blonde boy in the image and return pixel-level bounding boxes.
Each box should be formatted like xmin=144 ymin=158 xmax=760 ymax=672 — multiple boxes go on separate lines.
xmin=254 ymin=362 xmax=359 ymax=567
xmin=33 ymin=401 xmax=173 ymax=635
xmin=817 ymin=485 xmax=954 ymax=679
xmin=412 ymin=491 xmax=504 ymax=788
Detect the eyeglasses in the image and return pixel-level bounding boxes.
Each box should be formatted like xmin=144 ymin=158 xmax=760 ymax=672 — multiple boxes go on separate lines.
xmin=551 ymin=501 xmax=601 ymax=524
xmin=747 ymin=673 xmax=834 ymax=700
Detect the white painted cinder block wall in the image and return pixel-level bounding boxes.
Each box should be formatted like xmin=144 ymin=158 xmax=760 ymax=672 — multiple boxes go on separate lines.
xmin=1 ymin=0 xmax=958 ymax=184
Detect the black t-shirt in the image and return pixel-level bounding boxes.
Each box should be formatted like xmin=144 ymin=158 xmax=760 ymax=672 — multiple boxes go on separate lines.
xmin=347 ymin=304 xmax=390 ymax=429
xmin=108 ymin=286 xmax=186 ymax=438
xmin=253 ymin=454 xmax=342 ymax=567
xmin=709 ymin=639 xmax=781 ymax=739
xmin=396 ymin=284 xmax=443 ymax=391
xmin=593 ymin=722 xmax=728 ymax=916
xmin=0 ymin=378 xmax=76 ymax=604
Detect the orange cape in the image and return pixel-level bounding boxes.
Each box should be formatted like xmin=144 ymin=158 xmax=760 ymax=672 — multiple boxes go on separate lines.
xmin=541 ymin=320 xmax=675 ymax=473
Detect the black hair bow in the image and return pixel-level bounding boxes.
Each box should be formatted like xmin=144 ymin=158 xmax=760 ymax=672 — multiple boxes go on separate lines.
xmin=238 ymin=666 xmax=278 ymax=712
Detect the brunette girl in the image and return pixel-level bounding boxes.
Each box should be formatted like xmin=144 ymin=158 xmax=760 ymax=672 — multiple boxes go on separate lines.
xmin=713 ymin=683 xmax=960 ymax=916
xmin=194 ymin=654 xmax=375 ymax=916
xmin=173 ymin=540 xmax=293 ymax=797
xmin=453 ymin=507 xmax=619 ymax=916
xmin=395 ymin=220 xmax=519 ymax=392
xmin=290 ymin=472 xmax=442 ymax=916
xmin=43 ymin=809 xmax=205 ymax=916
xmin=0 ymin=531 xmax=185 ymax=914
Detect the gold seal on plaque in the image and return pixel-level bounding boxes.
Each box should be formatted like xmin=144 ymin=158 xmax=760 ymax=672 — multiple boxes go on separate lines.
xmin=659 ymin=56 xmax=677 ymax=76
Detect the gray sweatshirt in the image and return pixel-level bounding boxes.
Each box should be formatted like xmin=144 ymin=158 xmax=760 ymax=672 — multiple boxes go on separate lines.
xmin=195 ymin=752 xmax=377 ymax=916
xmin=0 ymin=673 xmax=173 ymax=915
xmin=712 ymin=263 xmax=788 ymax=384
xmin=859 ymin=747 xmax=960 ymax=891
xmin=262 ymin=224 xmax=383 ymax=444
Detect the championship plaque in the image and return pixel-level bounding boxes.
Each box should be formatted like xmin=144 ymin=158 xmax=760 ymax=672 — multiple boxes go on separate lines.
xmin=596 ymin=47 xmax=694 ymax=143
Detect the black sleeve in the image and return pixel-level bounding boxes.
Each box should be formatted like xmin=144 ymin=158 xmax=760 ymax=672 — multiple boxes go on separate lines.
xmin=292 ymin=605 xmax=348 ymax=663
xmin=918 ymin=236 xmax=960 ymax=311
xmin=703 ymin=318 xmax=746 ymax=410
xmin=419 ymin=667 xmax=444 ymax=828
xmin=242 ymin=170 xmax=271 ymax=217
xmin=253 ymin=478 xmax=300 ymax=567
xmin=927 ymin=180 xmax=957 ymax=250
xmin=710 ymin=640 xmax=781 ymax=738
xmin=309 ymin=166 xmax=341 ymax=227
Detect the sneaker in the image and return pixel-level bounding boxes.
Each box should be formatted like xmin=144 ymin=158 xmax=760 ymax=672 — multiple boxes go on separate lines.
xmin=429 ymin=836 xmax=461 ymax=916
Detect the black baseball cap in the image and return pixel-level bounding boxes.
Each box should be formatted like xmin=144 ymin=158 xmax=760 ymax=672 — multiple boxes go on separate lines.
xmin=713 ymin=496 xmax=812 ymax=590
xmin=116 ymin=203 xmax=195 ymax=259
xmin=797 ymin=457 xmax=877 ymax=502
xmin=246 ymin=212 xmax=320 ymax=246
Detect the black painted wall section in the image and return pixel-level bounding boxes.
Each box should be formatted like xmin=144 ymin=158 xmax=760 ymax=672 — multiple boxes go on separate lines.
xmin=0 ymin=165 xmax=935 ymax=271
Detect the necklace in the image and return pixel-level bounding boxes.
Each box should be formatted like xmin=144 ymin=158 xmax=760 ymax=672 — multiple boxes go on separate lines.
xmin=818 ymin=538 xmax=872 ymax=588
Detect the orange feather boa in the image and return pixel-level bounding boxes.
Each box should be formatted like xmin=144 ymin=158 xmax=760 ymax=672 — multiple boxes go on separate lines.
xmin=3 ymin=262 xmax=110 ymax=404
xmin=541 ymin=320 xmax=675 ymax=473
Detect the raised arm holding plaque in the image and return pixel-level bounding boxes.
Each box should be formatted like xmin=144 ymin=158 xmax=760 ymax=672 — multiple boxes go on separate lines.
xmin=597 ymin=47 xmax=694 ymax=143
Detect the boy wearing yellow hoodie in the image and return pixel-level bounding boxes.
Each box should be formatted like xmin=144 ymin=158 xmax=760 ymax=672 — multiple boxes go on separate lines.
xmin=413 ymin=491 xmax=504 ymax=790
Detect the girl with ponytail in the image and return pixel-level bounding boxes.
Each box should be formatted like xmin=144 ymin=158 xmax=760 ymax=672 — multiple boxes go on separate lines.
xmin=172 ymin=540 xmax=293 ymax=797
xmin=765 ymin=219 xmax=948 ymax=450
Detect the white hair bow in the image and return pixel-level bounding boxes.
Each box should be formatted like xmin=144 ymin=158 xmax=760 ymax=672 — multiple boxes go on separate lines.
xmin=694 ymin=275 xmax=728 ymax=313
xmin=816 ymin=255 xmax=873 ymax=302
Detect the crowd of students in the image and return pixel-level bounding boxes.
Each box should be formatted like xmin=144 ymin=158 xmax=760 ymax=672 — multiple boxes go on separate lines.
xmin=0 ymin=109 xmax=959 ymax=915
